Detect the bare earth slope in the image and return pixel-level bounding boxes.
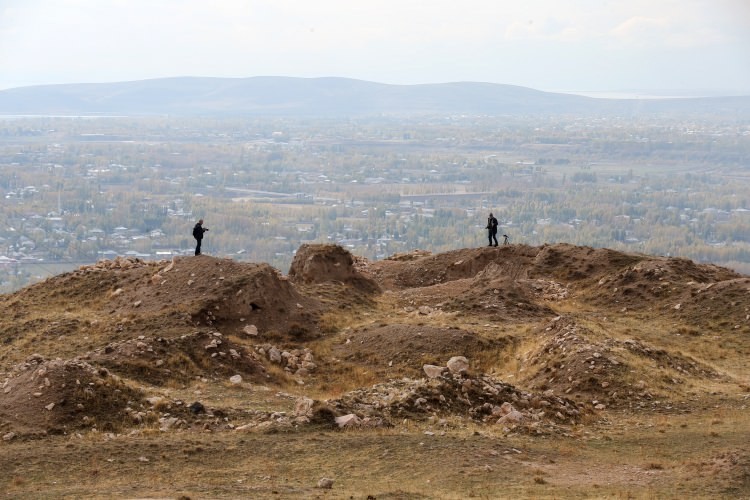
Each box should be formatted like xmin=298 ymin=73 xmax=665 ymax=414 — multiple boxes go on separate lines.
xmin=1 ymin=243 xmax=748 ymax=498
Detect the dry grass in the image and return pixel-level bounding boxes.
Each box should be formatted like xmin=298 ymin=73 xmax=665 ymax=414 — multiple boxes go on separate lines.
xmin=2 ymin=246 xmax=749 ymax=498
xmin=2 ymin=409 xmax=748 ymax=498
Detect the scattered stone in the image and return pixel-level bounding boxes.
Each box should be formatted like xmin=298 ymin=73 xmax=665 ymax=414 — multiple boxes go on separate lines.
xmin=295 ymin=397 xmax=314 ymax=417
xmin=229 ymin=375 xmax=243 ymax=385
xmin=243 ymin=324 xmax=258 ymax=336
xmin=423 ymin=364 xmax=446 ymax=379
xmin=269 ymin=347 xmax=282 ymax=364
xmin=189 ymin=402 xmax=205 ymax=415
xmin=159 ymin=417 xmax=180 ymax=431
xmin=497 ymin=409 xmax=525 ymax=425
xmin=146 ymin=396 xmax=164 ymax=406
xmin=335 ymin=414 xmax=361 ymax=428
xmin=447 ymin=356 xmax=469 ymax=374
xmin=317 ymin=478 xmax=334 ymax=489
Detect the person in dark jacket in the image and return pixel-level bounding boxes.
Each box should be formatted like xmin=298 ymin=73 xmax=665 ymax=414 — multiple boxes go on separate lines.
xmin=486 ymin=213 xmax=499 ymax=247
xmin=193 ymin=219 xmax=208 ymax=255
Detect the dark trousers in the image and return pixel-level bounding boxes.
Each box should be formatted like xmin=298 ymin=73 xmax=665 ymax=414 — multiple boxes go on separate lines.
xmin=195 ymin=238 xmax=202 ymax=255
xmin=488 ymin=230 xmax=498 ymax=246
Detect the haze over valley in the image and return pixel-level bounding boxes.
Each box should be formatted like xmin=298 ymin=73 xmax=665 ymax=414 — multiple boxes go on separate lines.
xmin=1 ymin=78 xmax=749 ymax=291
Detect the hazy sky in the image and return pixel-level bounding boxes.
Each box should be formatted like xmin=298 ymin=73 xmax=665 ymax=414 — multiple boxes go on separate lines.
xmin=1 ymin=0 xmax=749 ymax=94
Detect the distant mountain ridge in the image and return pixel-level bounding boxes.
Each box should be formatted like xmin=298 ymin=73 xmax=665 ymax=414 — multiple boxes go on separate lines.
xmin=1 ymin=76 xmax=749 ymax=117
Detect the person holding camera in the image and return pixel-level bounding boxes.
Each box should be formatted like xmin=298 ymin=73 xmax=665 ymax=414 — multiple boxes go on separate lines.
xmin=192 ymin=219 xmax=209 ymax=255
xmin=486 ymin=212 xmax=499 ymax=247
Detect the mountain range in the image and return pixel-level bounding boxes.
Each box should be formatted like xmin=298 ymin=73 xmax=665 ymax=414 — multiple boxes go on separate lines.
xmin=1 ymin=76 xmax=749 ymax=117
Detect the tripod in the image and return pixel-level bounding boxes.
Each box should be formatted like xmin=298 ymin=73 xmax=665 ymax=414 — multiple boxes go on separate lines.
xmin=502 ymin=234 xmax=511 ymax=245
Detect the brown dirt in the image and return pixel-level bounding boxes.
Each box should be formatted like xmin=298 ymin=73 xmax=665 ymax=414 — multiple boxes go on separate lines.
xmin=1 ymin=242 xmax=749 ymax=497
xmin=331 ymin=323 xmax=513 ymax=378
xmin=289 ymin=243 xmax=379 ymax=292
xmin=0 ymin=355 xmax=144 ymax=436
xmin=89 ymin=330 xmax=268 ymax=386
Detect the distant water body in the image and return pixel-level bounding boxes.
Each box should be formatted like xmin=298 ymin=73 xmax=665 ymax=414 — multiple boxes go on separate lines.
xmin=558 ymin=90 xmax=742 ymax=99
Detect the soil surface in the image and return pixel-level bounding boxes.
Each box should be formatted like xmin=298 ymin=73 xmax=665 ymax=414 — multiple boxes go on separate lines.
xmin=1 ymin=243 xmax=749 ymax=498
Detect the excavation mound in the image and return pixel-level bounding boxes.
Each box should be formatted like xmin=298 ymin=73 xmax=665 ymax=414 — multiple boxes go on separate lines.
xmin=333 ymin=324 xmax=512 ymax=377
xmin=519 ymin=317 xmax=723 ymax=411
xmin=326 ymin=370 xmax=587 ymax=435
xmin=0 ymin=256 xmax=323 ymax=367
xmin=0 ymin=355 xmax=144 ymax=436
xmin=90 ymin=330 xmax=267 ymax=386
xmin=288 ymin=243 xmax=379 ymax=293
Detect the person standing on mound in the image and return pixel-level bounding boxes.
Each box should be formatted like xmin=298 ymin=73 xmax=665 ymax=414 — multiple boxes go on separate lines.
xmin=193 ymin=219 xmax=209 ymax=255
xmin=486 ymin=213 xmax=499 ymax=247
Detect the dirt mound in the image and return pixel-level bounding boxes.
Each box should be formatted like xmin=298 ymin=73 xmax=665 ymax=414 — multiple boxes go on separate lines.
xmin=529 ymin=243 xmax=645 ymax=283
xmin=584 ymin=257 xmax=743 ymax=313
xmin=367 ymin=246 xmax=532 ymax=290
xmin=89 ymin=330 xmax=267 ymax=386
xmin=287 ymin=245 xmax=380 ymax=316
xmin=0 ymin=354 xmax=144 ymax=436
xmin=289 ymin=244 xmax=379 ymax=292
xmin=366 ymin=244 xmax=646 ymax=293
xmin=332 ymin=324 xmax=512 ymax=377
xmin=102 ymin=256 xmax=322 ymax=337
xmin=519 ymin=317 xmax=723 ymax=410
xmin=327 ymin=371 xmax=587 ymax=434
xmin=669 ymin=277 xmax=750 ymax=331
xmin=0 ymin=256 xmax=324 ymax=366
xmin=391 ymin=261 xmax=557 ymax=322
xmin=519 ymin=319 xmax=635 ymax=409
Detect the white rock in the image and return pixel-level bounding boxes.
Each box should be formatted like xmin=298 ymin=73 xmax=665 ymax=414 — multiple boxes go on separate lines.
xmin=269 ymin=347 xmax=282 ymax=363
xmin=446 ymin=356 xmax=469 ymax=374
xmin=295 ymin=397 xmax=314 ymax=417
xmin=317 ymin=478 xmax=334 ymax=489
xmin=45 ymin=402 xmax=55 ymax=411
xmin=159 ymin=417 xmax=180 ymax=431
xmin=423 ymin=364 xmax=446 ymax=379
xmin=497 ymin=409 xmax=525 ymax=425
xmin=229 ymin=375 xmax=243 ymax=385
xmin=493 ymin=402 xmax=514 ymax=416
xmin=301 ymin=361 xmax=317 ymax=371
xmin=243 ymin=324 xmax=258 ymax=336
xmin=335 ymin=414 xmax=361 ymax=428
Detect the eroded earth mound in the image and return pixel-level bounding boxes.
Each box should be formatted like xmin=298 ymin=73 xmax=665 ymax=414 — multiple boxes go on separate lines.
xmin=0 ymin=242 xmax=748 ymax=443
